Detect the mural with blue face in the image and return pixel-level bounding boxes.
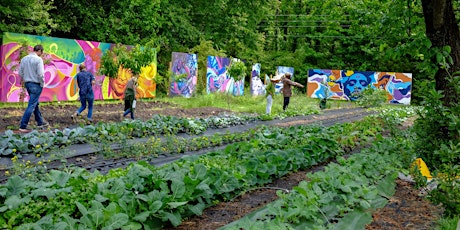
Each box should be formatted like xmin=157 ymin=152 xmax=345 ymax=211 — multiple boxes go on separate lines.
xmin=307 ymin=69 xmax=412 ymax=105
xmin=340 ymin=71 xmax=376 ymax=100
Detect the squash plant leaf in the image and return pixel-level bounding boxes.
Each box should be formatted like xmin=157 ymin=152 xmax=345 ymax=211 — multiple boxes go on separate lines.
xmin=6 ymin=175 xmax=26 ymax=196
xmin=332 ymin=210 xmax=372 ymax=230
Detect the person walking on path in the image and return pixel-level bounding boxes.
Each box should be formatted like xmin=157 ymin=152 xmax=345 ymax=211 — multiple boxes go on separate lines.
xmin=122 ymin=74 xmax=138 ymax=120
xmin=72 ymin=63 xmax=95 ymax=122
xmin=265 ymin=80 xmax=275 ymax=114
xmin=18 ymin=44 xmax=48 ymax=133
xmin=281 ymin=72 xmax=304 ymax=111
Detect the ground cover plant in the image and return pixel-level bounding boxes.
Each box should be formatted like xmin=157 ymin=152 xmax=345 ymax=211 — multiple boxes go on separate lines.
xmin=0 ymin=108 xmax=391 ymax=229
xmin=220 ymin=135 xmax=411 ymax=230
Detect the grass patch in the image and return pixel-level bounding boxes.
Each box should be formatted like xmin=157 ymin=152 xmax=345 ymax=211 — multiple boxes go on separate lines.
xmin=1 ymin=93 xmax=357 ymax=115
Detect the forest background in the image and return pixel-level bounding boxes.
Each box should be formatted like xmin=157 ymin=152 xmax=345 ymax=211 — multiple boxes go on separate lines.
xmin=0 ymin=0 xmax=443 ymax=100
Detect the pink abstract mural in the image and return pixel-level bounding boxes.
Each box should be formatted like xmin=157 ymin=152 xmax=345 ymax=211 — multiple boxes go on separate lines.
xmin=0 ymin=32 xmax=157 ymax=102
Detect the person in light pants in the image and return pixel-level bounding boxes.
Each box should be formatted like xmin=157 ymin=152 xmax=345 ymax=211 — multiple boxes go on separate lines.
xmin=265 ymin=81 xmax=275 ymax=114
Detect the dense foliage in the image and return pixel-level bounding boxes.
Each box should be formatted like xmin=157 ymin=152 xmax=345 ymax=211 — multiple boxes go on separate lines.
xmin=0 ymin=0 xmax=437 ymax=99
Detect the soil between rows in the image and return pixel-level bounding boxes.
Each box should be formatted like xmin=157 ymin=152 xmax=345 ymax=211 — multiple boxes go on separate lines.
xmin=0 ymin=102 xmax=444 ymax=229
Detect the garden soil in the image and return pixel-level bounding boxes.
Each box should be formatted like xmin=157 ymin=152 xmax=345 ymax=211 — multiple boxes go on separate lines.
xmin=0 ymin=101 xmax=445 ymax=229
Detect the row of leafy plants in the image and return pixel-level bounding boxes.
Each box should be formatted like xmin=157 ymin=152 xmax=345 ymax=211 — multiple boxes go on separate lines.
xmin=221 ymin=134 xmax=412 ymax=229
xmin=0 ymin=113 xmax=263 ymax=157
xmin=0 ymin=107 xmax=410 ymax=229
xmin=224 ymin=103 xmax=460 ymax=229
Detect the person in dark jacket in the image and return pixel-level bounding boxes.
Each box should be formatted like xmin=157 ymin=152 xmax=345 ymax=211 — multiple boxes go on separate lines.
xmin=281 ymin=72 xmax=304 ymax=111
xmin=72 ymin=63 xmax=95 ymax=122
xmin=122 ymin=74 xmax=138 ymax=119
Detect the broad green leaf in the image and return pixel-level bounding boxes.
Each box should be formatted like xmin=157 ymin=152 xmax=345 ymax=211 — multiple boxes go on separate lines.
xmin=332 ymin=210 xmax=372 ymax=230
xmin=134 ymin=211 xmax=151 ymax=222
xmin=49 ymin=170 xmax=70 ymax=187
xmin=6 ymin=175 xmax=26 ymax=196
xmin=4 ymin=195 xmax=30 ymax=210
xmin=150 ymin=200 xmax=163 ymax=212
xmin=171 ymin=179 xmax=185 ymax=199
xmin=163 ymin=211 xmax=182 ymax=227
xmin=191 ymin=163 xmax=207 ymax=180
xmin=102 ymin=213 xmax=129 ymax=230
xmin=0 ymin=187 xmax=8 ymax=196
xmin=76 ymin=201 xmax=88 ymax=215
xmin=121 ymin=222 xmax=143 ymax=230
xmin=168 ymin=201 xmax=188 ymax=209
xmin=376 ymin=176 xmax=396 ymax=198
xmin=90 ymin=210 xmax=104 ymax=227
xmin=188 ymin=202 xmax=205 ymax=215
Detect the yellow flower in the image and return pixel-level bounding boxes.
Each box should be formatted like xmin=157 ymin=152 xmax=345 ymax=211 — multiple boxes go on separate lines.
xmin=11 ymin=156 xmax=18 ymax=163
xmin=12 ymin=149 xmax=17 ymax=153
xmin=5 ymin=171 xmax=10 ymax=176
xmin=38 ymin=161 xmax=43 ymax=165
xmin=35 ymin=144 xmax=41 ymax=148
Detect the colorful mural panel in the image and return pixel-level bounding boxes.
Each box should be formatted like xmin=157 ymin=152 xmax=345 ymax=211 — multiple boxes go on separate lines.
xmin=307 ymin=69 xmax=412 ymax=104
xmin=170 ymin=52 xmax=197 ymax=98
xmin=275 ymin=66 xmax=294 ymax=94
xmin=206 ymin=56 xmax=244 ymax=96
xmin=0 ymin=32 xmax=157 ymax=102
xmin=250 ymin=63 xmax=266 ymax=96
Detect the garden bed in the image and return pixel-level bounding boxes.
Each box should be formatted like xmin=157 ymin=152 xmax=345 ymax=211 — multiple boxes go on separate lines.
xmin=0 ymin=103 xmax=445 ymax=229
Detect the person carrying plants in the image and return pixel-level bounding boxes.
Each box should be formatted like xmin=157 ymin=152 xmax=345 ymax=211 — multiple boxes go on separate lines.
xmin=281 ymin=72 xmax=304 ymax=111
xmin=72 ymin=63 xmax=96 ymax=122
xmin=18 ymin=44 xmax=49 ymax=133
xmin=122 ymin=74 xmax=139 ymax=119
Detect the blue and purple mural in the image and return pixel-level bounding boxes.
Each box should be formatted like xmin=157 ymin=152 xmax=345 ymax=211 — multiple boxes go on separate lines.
xmin=250 ymin=63 xmax=265 ymax=96
xmin=307 ymin=69 xmax=412 ymax=104
xmin=170 ymin=52 xmax=197 ymax=98
xmin=275 ymin=66 xmax=294 ymax=94
xmin=206 ymin=56 xmax=244 ymax=96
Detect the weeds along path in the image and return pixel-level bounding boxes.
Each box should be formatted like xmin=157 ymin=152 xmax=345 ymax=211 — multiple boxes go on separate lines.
xmin=0 ymin=107 xmax=373 ymax=184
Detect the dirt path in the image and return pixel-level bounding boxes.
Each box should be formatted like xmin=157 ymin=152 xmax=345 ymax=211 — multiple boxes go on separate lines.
xmin=1 ymin=100 xmax=231 ymax=132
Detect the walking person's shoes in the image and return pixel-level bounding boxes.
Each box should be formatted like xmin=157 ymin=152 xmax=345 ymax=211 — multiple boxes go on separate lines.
xmin=71 ymin=113 xmax=79 ymax=121
xmin=37 ymin=122 xmax=49 ymax=128
xmin=18 ymin=128 xmax=33 ymax=133
xmin=37 ymin=122 xmax=50 ymax=130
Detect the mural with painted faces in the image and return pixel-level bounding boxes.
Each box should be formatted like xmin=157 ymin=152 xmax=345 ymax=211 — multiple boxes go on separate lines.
xmin=341 ymin=71 xmax=374 ymax=100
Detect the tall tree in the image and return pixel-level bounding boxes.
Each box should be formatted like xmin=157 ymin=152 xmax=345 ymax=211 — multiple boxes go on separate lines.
xmin=421 ymin=0 xmax=460 ymax=106
xmin=0 ymin=0 xmax=56 ymax=35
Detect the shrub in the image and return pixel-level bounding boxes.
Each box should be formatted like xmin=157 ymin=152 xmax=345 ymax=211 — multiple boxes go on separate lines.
xmin=355 ymin=86 xmax=388 ymax=108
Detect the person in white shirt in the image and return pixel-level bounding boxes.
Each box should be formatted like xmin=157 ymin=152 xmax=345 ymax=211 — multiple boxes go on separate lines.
xmin=18 ymin=44 xmax=49 ymax=133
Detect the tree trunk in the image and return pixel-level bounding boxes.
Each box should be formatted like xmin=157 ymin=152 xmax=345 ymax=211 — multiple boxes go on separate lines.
xmin=421 ymin=0 xmax=460 ymax=106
